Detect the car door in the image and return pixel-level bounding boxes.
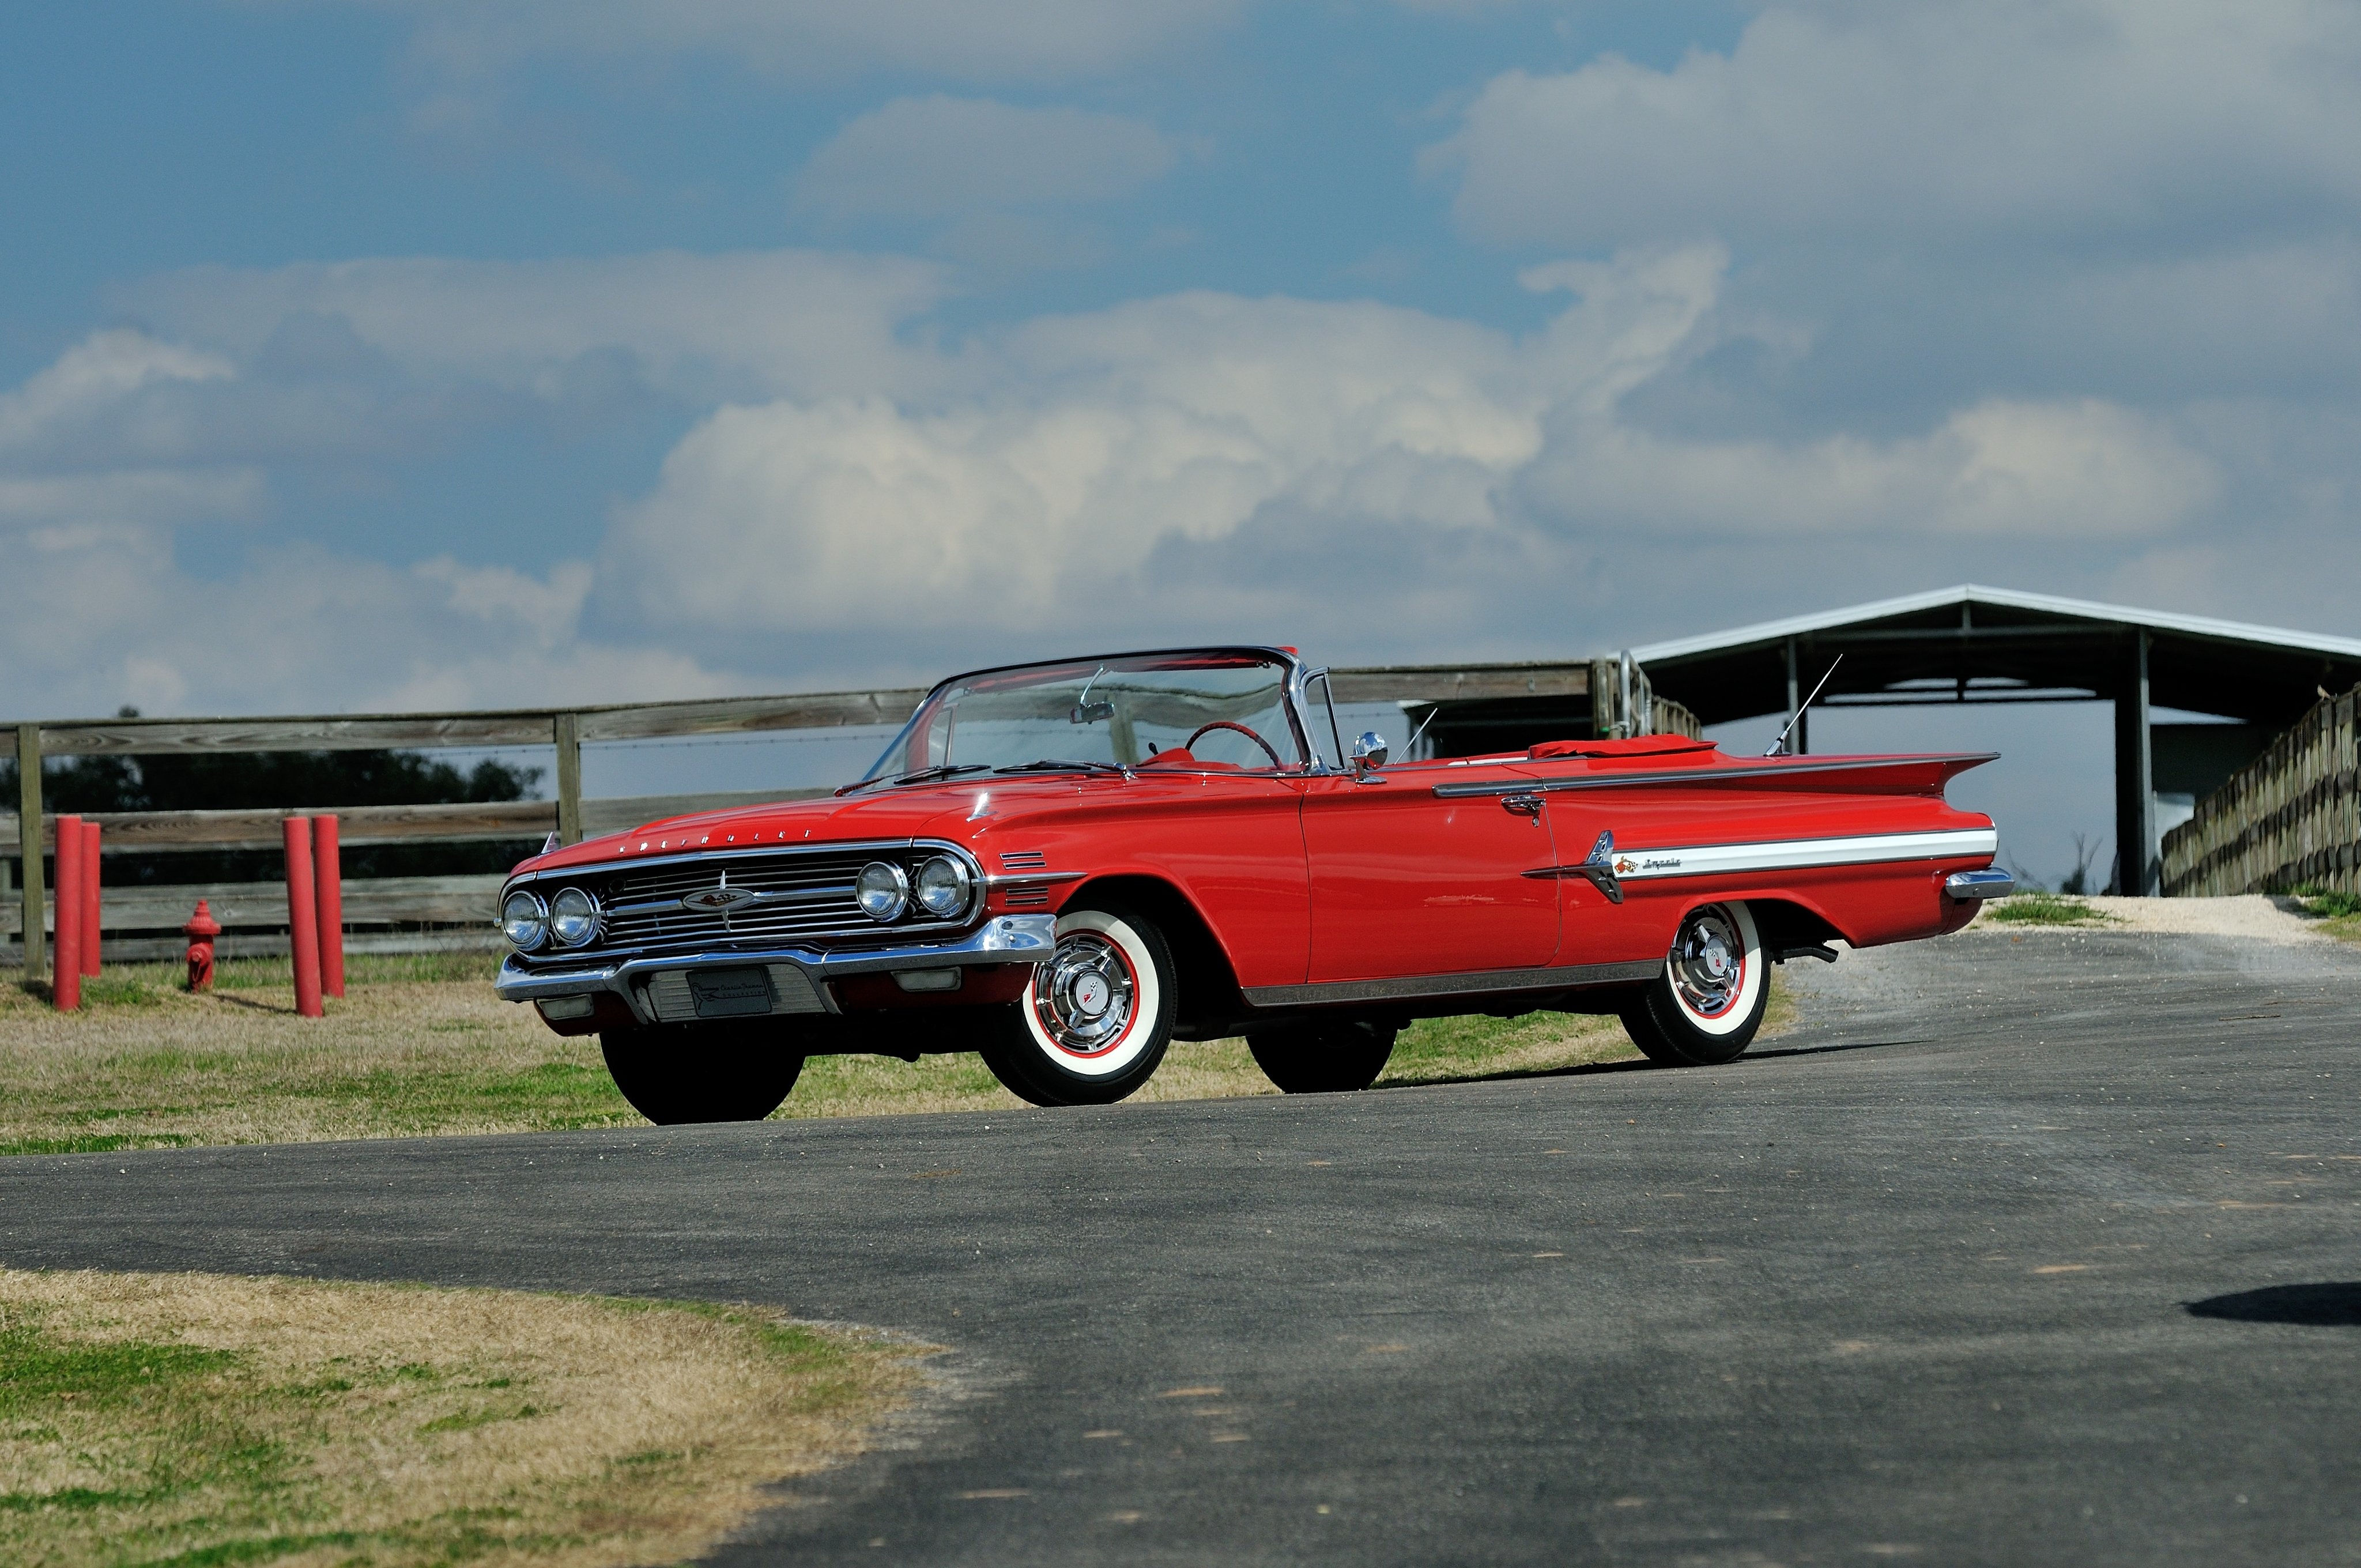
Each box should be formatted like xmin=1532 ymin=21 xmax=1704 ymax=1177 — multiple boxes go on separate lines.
xmin=1298 ymin=759 xmax=1560 ymax=983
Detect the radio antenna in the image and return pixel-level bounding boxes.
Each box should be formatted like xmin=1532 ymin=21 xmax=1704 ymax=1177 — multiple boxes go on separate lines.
xmin=1764 ymin=654 xmax=1843 ymax=757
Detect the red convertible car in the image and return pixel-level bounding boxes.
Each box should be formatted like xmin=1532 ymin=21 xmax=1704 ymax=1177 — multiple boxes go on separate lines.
xmin=495 ymin=646 xmax=2009 ymax=1122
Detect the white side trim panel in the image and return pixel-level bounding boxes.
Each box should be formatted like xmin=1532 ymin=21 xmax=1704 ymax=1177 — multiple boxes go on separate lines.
xmin=1610 ymin=828 xmax=1998 ymax=881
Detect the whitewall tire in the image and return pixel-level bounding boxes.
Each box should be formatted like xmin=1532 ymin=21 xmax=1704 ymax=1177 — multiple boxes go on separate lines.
xmin=979 ymin=903 xmax=1176 ymax=1106
xmin=1620 ymin=900 xmax=1769 ymax=1066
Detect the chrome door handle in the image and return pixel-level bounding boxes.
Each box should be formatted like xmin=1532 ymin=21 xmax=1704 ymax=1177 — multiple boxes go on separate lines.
xmin=1502 ymin=793 xmax=1542 ymax=819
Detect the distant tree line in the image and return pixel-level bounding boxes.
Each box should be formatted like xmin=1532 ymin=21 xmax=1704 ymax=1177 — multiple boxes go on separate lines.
xmin=3 ymin=708 xmax=544 ymax=885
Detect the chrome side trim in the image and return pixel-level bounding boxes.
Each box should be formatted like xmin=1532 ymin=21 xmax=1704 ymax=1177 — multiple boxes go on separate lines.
xmin=1944 ymin=868 xmax=2017 ymax=900
xmin=1430 ymin=752 xmax=2000 ymax=799
xmin=980 ymin=869 xmax=1089 ymax=889
xmin=1520 ymin=829 xmax=1624 ymax=904
xmin=495 ymin=913 xmax=1060 ymax=1023
xmin=1242 ymin=959 xmax=1663 ymax=1009
xmin=1605 ymin=828 xmax=1998 ymax=881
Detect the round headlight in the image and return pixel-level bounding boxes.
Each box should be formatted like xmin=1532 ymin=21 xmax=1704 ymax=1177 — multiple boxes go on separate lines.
xmin=856 ymin=861 xmax=910 ymax=923
xmin=914 ymin=855 xmax=972 ymax=918
xmin=501 ymin=889 xmax=548 ymax=951
xmin=549 ymin=886 xmax=600 ymax=947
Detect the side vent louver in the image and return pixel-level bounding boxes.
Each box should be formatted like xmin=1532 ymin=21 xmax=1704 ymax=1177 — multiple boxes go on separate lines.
xmin=1000 ymin=850 xmax=1048 ymax=870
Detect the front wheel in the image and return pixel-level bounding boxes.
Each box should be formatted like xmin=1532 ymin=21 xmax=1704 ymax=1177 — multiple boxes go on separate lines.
xmin=978 ymin=904 xmax=1176 ymax=1106
xmin=1620 ymin=901 xmax=1767 ymax=1067
xmin=599 ymin=1019 xmax=805 ymax=1124
xmin=1248 ymin=1019 xmax=1399 ymax=1094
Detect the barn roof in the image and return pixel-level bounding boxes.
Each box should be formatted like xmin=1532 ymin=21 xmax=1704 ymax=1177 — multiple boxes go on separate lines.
xmin=1631 ymin=584 xmax=2361 ymax=729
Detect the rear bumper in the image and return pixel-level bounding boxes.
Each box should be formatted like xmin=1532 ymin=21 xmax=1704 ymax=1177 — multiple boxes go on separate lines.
xmin=1943 ymin=869 xmax=2016 ymax=900
xmin=495 ymin=913 xmax=1059 ymax=1025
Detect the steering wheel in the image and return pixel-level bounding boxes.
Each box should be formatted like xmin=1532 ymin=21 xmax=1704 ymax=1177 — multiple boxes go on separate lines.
xmin=1183 ymin=720 xmax=1285 ymax=770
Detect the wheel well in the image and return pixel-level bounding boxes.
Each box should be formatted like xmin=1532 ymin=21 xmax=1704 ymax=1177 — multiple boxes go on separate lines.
xmin=1741 ymin=898 xmax=1845 ymax=955
xmin=1063 ymin=875 xmax=1245 ymax=1032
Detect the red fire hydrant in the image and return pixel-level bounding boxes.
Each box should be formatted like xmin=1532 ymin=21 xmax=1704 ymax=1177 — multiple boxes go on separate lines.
xmin=184 ymin=900 xmax=222 ymax=993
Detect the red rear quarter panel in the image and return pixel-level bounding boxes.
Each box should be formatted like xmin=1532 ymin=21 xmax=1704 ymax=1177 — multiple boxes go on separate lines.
xmin=1520 ymin=751 xmax=1997 ymax=957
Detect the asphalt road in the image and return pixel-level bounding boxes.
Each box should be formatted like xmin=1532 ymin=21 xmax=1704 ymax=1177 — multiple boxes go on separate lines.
xmin=5 ymin=926 xmax=2359 ymax=1566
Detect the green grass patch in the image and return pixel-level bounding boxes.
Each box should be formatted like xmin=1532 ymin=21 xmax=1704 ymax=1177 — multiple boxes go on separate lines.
xmin=2290 ymin=884 xmax=2361 ymax=920
xmin=1982 ymin=891 xmax=2118 ymax=926
xmin=0 ymin=1270 xmax=923 ymax=1568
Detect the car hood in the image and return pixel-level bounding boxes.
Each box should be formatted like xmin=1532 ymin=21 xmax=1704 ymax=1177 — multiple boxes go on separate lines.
xmin=508 ymin=778 xmax=1087 ymax=877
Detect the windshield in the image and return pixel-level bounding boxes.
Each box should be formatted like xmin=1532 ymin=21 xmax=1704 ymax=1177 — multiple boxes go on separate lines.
xmin=865 ymin=651 xmax=1306 ymax=781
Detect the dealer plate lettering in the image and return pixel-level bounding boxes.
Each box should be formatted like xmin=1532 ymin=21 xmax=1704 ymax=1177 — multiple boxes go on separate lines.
xmin=687 ymin=967 xmax=775 ymax=1019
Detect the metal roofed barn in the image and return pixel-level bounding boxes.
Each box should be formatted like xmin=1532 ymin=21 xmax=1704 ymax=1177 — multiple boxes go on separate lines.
xmin=1628 ymin=585 xmax=2361 ymax=895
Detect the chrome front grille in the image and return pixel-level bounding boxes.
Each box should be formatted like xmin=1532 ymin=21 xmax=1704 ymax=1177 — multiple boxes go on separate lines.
xmin=514 ymin=843 xmax=977 ymax=962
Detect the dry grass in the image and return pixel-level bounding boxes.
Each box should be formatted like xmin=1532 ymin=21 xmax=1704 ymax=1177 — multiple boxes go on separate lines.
xmin=0 ymin=958 xmax=629 ymax=1156
xmin=0 ymin=1267 xmax=925 ymax=1568
xmin=3 ymin=955 xmax=1796 ymax=1153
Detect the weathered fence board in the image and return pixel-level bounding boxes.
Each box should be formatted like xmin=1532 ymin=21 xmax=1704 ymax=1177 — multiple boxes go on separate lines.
xmin=2163 ymin=686 xmax=2358 ymax=896
xmin=0 ymin=789 xmax=832 ymax=855
xmin=1 ymin=874 xmax=504 ymax=937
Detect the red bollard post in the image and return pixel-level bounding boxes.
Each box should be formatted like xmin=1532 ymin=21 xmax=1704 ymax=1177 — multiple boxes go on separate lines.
xmin=184 ymin=900 xmax=221 ymax=993
xmin=51 ymin=816 xmax=82 ymax=1012
xmin=81 ymin=819 xmax=101 ymax=977
xmin=312 ymin=814 xmax=345 ymax=999
xmin=283 ymin=817 xmax=324 ymax=1019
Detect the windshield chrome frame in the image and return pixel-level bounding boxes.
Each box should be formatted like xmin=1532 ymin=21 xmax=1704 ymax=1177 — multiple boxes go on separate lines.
xmin=863 ymin=645 xmax=1321 ymax=782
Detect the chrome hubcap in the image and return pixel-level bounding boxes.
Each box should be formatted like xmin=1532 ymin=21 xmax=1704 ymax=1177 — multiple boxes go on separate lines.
xmin=1670 ymin=907 xmax=1744 ymax=1018
xmin=1034 ymin=932 xmax=1137 ymax=1056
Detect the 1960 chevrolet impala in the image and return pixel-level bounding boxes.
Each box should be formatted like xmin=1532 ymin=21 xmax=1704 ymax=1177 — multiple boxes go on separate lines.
xmin=494 ymin=646 xmax=2011 ymax=1123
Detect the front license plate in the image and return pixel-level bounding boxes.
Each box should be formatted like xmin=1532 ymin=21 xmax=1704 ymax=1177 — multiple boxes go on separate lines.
xmin=687 ymin=967 xmax=775 ymax=1019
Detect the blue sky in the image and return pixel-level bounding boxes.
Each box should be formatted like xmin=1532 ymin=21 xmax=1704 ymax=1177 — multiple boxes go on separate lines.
xmin=6 ymin=2 xmax=2359 ymax=883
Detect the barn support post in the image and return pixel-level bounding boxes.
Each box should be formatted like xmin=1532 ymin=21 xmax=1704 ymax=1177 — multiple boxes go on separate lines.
xmin=1783 ymin=639 xmax=1809 ymax=755
xmin=16 ymin=724 xmax=41 ymax=975
xmin=553 ymin=712 xmax=583 ymax=846
xmin=2113 ymin=628 xmax=2158 ymax=895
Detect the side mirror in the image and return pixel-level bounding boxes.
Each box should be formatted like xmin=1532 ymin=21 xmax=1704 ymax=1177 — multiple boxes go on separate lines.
xmin=1351 ymin=731 xmax=1389 ymax=777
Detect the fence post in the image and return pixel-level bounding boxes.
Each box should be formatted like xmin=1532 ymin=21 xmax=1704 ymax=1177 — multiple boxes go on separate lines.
xmin=313 ymin=814 xmax=344 ymax=998
xmin=283 ymin=817 xmax=324 ymax=1018
xmin=553 ymin=712 xmax=583 ymax=846
xmin=52 ymin=816 xmax=81 ymax=1011
xmin=16 ymin=725 xmax=40 ymax=977
xmin=81 ymin=820 xmax=101 ymax=977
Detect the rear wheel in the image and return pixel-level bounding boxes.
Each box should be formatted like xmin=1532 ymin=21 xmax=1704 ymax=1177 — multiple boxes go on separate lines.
xmin=1248 ymin=1019 xmax=1399 ymax=1094
xmin=599 ymin=1019 xmax=805 ymax=1124
xmin=1620 ymin=901 xmax=1767 ymax=1067
xmin=979 ymin=904 xmax=1176 ymax=1106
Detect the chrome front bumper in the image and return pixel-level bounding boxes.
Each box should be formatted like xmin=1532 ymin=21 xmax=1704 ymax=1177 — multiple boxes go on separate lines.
xmin=1943 ymin=869 xmax=2016 ymax=900
xmin=495 ymin=912 xmax=1059 ymax=1024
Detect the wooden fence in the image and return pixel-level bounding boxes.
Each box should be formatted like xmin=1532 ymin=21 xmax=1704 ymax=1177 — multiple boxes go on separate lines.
xmin=6 ymin=655 xmax=1654 ymax=967
xmin=2162 ymin=685 xmax=2359 ymax=897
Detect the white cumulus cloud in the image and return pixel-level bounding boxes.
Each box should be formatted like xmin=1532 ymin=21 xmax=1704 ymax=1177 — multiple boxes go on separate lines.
xmin=1432 ymin=0 xmax=2361 ymax=254
xmin=600 ymin=247 xmax=2222 ymax=644
xmin=116 ymin=249 xmax=949 ymax=404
